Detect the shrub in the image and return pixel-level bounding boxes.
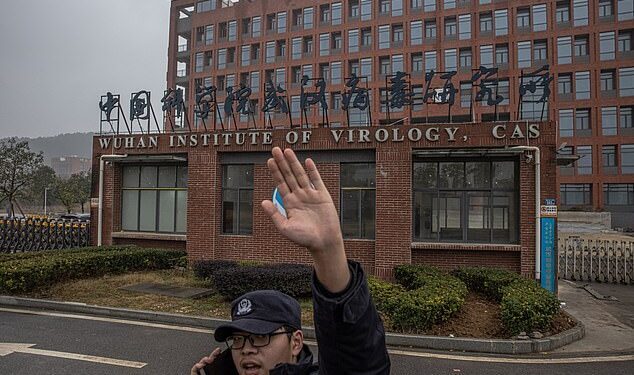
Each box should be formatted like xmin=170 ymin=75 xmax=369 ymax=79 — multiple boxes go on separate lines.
xmin=212 ymin=263 xmax=312 ymax=301
xmin=501 ymin=279 xmax=560 ymax=335
xmin=0 ymin=247 xmax=186 ymax=294
xmin=192 ymin=260 xmax=238 ymax=280
xmin=453 ymin=266 xmax=560 ymax=334
xmin=368 ymin=265 xmax=467 ymax=332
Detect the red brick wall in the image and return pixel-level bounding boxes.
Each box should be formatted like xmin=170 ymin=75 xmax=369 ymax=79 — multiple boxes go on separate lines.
xmin=91 ymin=121 xmax=557 ymax=279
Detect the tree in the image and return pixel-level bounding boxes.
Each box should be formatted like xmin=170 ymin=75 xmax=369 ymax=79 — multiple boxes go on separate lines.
xmin=0 ymin=138 xmax=44 ymax=217
xmin=69 ymin=171 xmax=91 ymax=213
xmin=24 ymin=165 xmax=57 ymax=207
xmin=55 ymin=171 xmax=92 ymax=214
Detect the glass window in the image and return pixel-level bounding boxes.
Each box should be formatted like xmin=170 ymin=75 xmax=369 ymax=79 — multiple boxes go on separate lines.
xmin=424 ymin=0 xmax=436 ymax=12
xmin=459 ymin=15 xmax=471 ymax=40
xmin=331 ymin=61 xmax=342 ymax=84
xmin=618 ymin=0 xmax=634 ymax=20
xmin=241 ymin=45 xmax=250 ymax=67
xmin=424 ymin=51 xmax=437 ymax=72
xmin=559 ymin=109 xmax=574 ymax=137
xmin=444 ymin=0 xmax=456 ymax=10
xmin=604 ymin=184 xmax=634 ymax=205
xmin=602 ymin=107 xmax=618 ymax=135
xmin=574 ymin=35 xmax=589 ymax=56
xmin=496 ymin=44 xmax=509 ymax=65
xmin=534 ymin=40 xmax=548 ymax=61
xmin=348 ymin=29 xmax=359 ymax=53
xmin=573 ymin=0 xmax=589 ymax=26
xmin=599 ymin=0 xmax=614 ymax=17
xmin=494 ymin=10 xmax=508 ymax=36
xmin=392 ymin=54 xmax=404 ymax=73
xmin=303 ymin=7 xmax=314 ymax=29
xmin=411 ymin=20 xmax=423 ymax=45
xmin=122 ymin=165 xmax=187 ymax=233
xmin=575 ymin=109 xmax=591 ymax=131
xmin=445 ymin=49 xmax=457 ymax=72
xmin=517 ymin=41 xmax=532 ymax=68
xmin=619 ymin=67 xmax=634 ymax=96
xmin=205 ymin=25 xmax=214 ymax=45
xmin=558 ymin=73 xmax=572 ymax=94
xmin=460 ymin=48 xmax=472 ymax=68
xmin=425 ymin=20 xmax=437 ymax=38
xmin=619 ymin=31 xmax=632 ymax=52
xmin=557 ymin=36 xmax=573 ymax=64
xmin=533 ymin=4 xmax=547 ymax=31
xmin=222 ymin=165 xmax=253 ymax=234
xmin=517 ymin=8 xmax=531 ymax=28
xmin=460 ymin=82 xmax=472 ymax=107
xmin=577 ymin=145 xmax=592 ymax=174
xmin=601 ymin=70 xmax=616 ymax=91
xmin=623 ymin=144 xmax=634 ymax=173
xmin=361 ymin=0 xmax=372 ymax=20
xmin=412 ymin=53 xmax=423 ymax=72
xmin=621 ymin=106 xmax=633 ymax=128
xmin=575 ymin=71 xmax=591 ymax=99
xmin=379 ymin=25 xmax=390 ymax=49
xmin=332 ymin=2 xmax=342 ymax=25
xmin=392 ymin=0 xmax=403 ymax=16
xmin=292 ymin=37 xmax=301 ymax=59
xmin=557 ymin=2 xmax=571 ymax=22
xmin=252 ymin=16 xmax=261 ymax=37
xmin=360 ymin=58 xmax=372 ymax=79
xmin=560 ymin=184 xmax=592 ymax=206
xmin=266 ymin=41 xmax=275 ymax=63
xmin=341 ymin=163 xmax=375 ymax=239
xmin=480 ymin=13 xmax=493 ymax=33
xmin=277 ymin=11 xmax=287 ymax=33
xmin=600 ymin=32 xmax=616 ymax=60
xmin=480 ymin=45 xmax=493 ymax=67
xmin=195 ymin=52 xmax=204 ymax=73
xmin=603 ymin=145 xmax=617 ymax=167
xmin=413 ymin=160 xmax=518 ymax=243
xmin=319 ymin=33 xmax=330 ymax=56
xmin=445 ymin=17 xmax=457 ymax=37
xmin=228 ymin=21 xmax=237 ymax=41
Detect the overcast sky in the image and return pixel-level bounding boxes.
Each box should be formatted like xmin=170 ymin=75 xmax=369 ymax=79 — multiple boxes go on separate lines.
xmin=0 ymin=0 xmax=171 ymax=138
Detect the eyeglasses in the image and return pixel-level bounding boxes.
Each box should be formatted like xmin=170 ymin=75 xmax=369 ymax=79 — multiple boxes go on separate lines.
xmin=225 ymin=331 xmax=291 ymax=350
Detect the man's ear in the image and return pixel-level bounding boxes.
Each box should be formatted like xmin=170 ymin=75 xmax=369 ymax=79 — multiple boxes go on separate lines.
xmin=290 ymin=330 xmax=304 ymax=357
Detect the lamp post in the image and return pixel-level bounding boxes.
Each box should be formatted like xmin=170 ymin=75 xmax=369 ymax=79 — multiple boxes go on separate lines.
xmin=44 ymin=187 xmax=51 ymax=217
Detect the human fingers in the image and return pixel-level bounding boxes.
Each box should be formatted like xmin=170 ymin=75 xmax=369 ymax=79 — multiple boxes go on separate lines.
xmin=267 ymin=158 xmax=290 ymax=197
xmin=191 ymin=348 xmax=222 ymax=373
xmin=272 ymin=147 xmax=300 ymax=192
xmin=284 ymin=148 xmax=311 ymax=189
xmin=262 ymin=200 xmax=287 ymax=230
xmin=305 ymin=158 xmax=325 ymax=191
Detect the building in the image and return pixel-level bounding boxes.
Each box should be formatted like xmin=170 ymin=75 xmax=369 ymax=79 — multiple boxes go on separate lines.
xmin=51 ymin=155 xmax=92 ymax=178
xmin=95 ymin=0 xmax=634 ymax=280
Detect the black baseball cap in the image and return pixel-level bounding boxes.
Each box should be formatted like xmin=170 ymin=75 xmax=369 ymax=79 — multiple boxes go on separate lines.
xmin=214 ymin=290 xmax=302 ymax=342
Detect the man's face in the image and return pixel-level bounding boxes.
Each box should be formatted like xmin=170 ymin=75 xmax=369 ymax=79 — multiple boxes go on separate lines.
xmin=230 ymin=328 xmax=304 ymax=375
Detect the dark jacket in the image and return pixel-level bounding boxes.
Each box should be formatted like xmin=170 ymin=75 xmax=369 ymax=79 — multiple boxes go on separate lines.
xmin=203 ymin=261 xmax=390 ymax=375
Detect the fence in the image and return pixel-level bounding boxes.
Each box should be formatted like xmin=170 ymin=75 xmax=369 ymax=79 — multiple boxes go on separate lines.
xmin=0 ymin=218 xmax=91 ymax=253
xmin=558 ymin=236 xmax=634 ymax=284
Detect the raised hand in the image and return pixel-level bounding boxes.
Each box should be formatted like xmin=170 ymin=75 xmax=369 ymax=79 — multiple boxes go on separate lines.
xmin=261 ymin=147 xmax=350 ymax=293
xmin=190 ymin=348 xmax=221 ymax=375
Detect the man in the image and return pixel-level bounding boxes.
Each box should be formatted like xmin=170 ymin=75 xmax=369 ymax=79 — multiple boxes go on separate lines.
xmin=192 ymin=147 xmax=390 ymax=375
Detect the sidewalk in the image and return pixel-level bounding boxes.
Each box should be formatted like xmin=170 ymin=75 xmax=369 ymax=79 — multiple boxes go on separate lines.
xmin=555 ymin=280 xmax=634 ymax=354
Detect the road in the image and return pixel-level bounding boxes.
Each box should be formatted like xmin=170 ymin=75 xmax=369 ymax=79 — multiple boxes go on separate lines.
xmin=1 ymin=308 xmax=633 ymax=375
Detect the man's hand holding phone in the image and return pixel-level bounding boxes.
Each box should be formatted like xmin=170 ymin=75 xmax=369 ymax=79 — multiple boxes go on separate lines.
xmin=190 ymin=348 xmax=221 ymax=375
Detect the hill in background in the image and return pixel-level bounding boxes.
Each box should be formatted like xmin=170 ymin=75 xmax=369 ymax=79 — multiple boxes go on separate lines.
xmin=3 ymin=132 xmax=94 ymax=166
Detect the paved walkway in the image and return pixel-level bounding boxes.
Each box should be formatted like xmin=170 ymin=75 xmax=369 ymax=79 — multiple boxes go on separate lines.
xmin=555 ymin=280 xmax=634 ymax=354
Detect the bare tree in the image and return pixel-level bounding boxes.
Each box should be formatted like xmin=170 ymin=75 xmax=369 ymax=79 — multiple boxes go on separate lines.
xmin=0 ymin=138 xmax=44 ymax=217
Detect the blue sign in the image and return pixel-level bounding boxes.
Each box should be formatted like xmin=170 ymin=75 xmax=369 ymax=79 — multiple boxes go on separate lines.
xmin=540 ymin=217 xmax=556 ymax=293
xmin=544 ymin=198 xmax=556 ymax=206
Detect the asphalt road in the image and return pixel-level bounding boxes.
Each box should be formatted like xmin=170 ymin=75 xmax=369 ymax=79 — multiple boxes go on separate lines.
xmin=1 ymin=308 xmax=633 ymax=375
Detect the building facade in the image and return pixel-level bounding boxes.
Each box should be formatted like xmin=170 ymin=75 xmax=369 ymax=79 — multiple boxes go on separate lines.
xmin=166 ymin=0 xmax=634 ymax=227
xmin=51 ymin=156 xmax=92 ymax=178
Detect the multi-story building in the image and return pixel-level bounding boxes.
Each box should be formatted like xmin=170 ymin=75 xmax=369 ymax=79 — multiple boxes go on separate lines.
xmin=50 ymin=155 xmax=91 ymax=178
xmin=166 ymin=0 xmax=634 ymax=228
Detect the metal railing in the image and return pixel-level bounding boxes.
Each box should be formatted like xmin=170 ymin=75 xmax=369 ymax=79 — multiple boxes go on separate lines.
xmin=0 ymin=218 xmax=91 ymax=253
xmin=558 ymin=236 xmax=634 ymax=284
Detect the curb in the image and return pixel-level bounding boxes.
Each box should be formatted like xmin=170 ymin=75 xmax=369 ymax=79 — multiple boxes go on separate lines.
xmin=0 ymin=295 xmax=584 ymax=354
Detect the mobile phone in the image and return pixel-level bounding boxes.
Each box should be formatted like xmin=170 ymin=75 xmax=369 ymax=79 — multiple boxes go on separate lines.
xmin=199 ymin=348 xmax=238 ymax=375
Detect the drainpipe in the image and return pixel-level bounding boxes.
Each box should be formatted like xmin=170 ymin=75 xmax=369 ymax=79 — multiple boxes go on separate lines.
xmin=509 ymin=146 xmax=541 ymax=281
xmin=98 ymin=154 xmax=127 ymax=246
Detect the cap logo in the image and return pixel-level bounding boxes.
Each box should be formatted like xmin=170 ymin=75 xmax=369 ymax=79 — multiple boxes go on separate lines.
xmin=236 ymin=298 xmax=252 ymax=316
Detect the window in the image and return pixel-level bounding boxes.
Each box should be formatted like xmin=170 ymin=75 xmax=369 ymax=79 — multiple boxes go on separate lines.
xmin=205 ymin=25 xmax=214 ymax=45
xmin=392 ymin=54 xmax=404 ymax=73
xmin=361 ymin=28 xmax=372 ymax=47
xmin=222 ymin=165 xmax=253 ymax=234
xmin=412 ymin=53 xmax=423 ymax=72
xmin=560 ymin=184 xmax=592 ymax=206
xmin=621 ymin=106 xmax=633 ymax=128
xmin=392 ymin=0 xmax=403 ymax=16
xmin=517 ymin=8 xmax=531 ymax=28
xmin=603 ymin=145 xmax=617 ymax=167
xmin=321 ymin=4 xmax=331 ymax=24
xmin=558 ymin=73 xmax=572 ymax=94
xmin=412 ymin=160 xmax=519 ymax=243
xmin=303 ymin=7 xmax=314 ymax=29
xmin=576 ymin=145 xmax=592 ymax=174
xmin=350 ymin=0 xmax=360 ymax=18
xmin=575 ymin=71 xmax=591 ymax=99
xmin=601 ymin=70 xmax=616 ymax=91
xmin=275 ymin=68 xmax=286 ymax=87
xmin=195 ymin=52 xmax=204 ymax=73
xmin=361 ymin=0 xmax=372 ymax=20
xmin=379 ymin=56 xmax=391 ymax=75
xmin=360 ymin=58 xmax=372 ymax=79
xmin=341 ymin=163 xmax=375 ymax=239
xmin=196 ymin=0 xmax=214 ymax=13
xmin=392 ymin=25 xmax=404 ymax=44
xmin=604 ymin=184 xmax=634 ymax=205
xmin=517 ymin=41 xmax=532 ymax=68
xmin=618 ymin=0 xmax=634 ymax=20
xmin=460 ymin=82 xmax=472 ymax=107
xmin=228 ymin=20 xmax=237 ymax=41
xmin=480 ymin=12 xmax=493 ymax=33
xmin=292 ymin=37 xmax=301 ymax=59
xmin=458 ymin=15 xmax=471 ymax=40
xmin=534 ymin=40 xmax=548 ymax=61
xmin=619 ymin=67 xmax=634 ymax=96
xmin=557 ymin=1 xmax=571 ymax=22
xmin=411 ymin=21 xmax=423 ymax=45
xmin=332 ymin=2 xmax=342 ymax=25
xmin=480 ymin=45 xmax=493 ymax=67
xmin=557 ymin=36 xmax=573 ymax=64
xmin=622 ymin=144 xmax=634 ymax=173
xmin=425 ymin=20 xmax=437 ymax=38
xmin=494 ymin=10 xmax=508 ymax=36
xmin=331 ymin=61 xmax=342 ymax=84
xmin=241 ymin=45 xmax=251 ymax=67
xmin=575 ymin=109 xmax=591 ymax=133
xmin=278 ymin=12 xmax=287 ymax=33
xmin=218 ymin=48 xmax=227 ymax=69
xmin=445 ymin=17 xmax=457 ymax=37
xmin=445 ymin=49 xmax=457 ymax=72
xmin=573 ymin=0 xmax=589 ymax=26
xmin=602 ymin=107 xmax=618 ymax=135
xmin=266 ymin=41 xmax=275 ymax=63
xmin=319 ymin=33 xmax=330 ymax=56
xmin=379 ymin=25 xmax=390 ymax=49
xmin=559 ymin=109 xmax=574 ymax=137
xmin=444 ymin=0 xmax=456 ymax=10
xmin=496 ymin=44 xmax=509 ymax=65
xmin=533 ymin=4 xmax=547 ymax=31
xmin=424 ymin=0 xmax=436 ymax=12
xmin=599 ymin=0 xmax=614 ymax=17
xmin=619 ymin=31 xmax=632 ymax=52
xmin=574 ymin=35 xmax=589 ymax=56
xmin=252 ymin=16 xmax=261 ymax=37
xmin=425 ymin=51 xmax=437 ymax=72
xmin=121 ymin=165 xmax=187 ymax=233
xmin=600 ymin=32 xmax=616 ymax=60
xmin=348 ymin=29 xmax=359 ymax=53
xmin=460 ymin=48 xmax=472 ymax=68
